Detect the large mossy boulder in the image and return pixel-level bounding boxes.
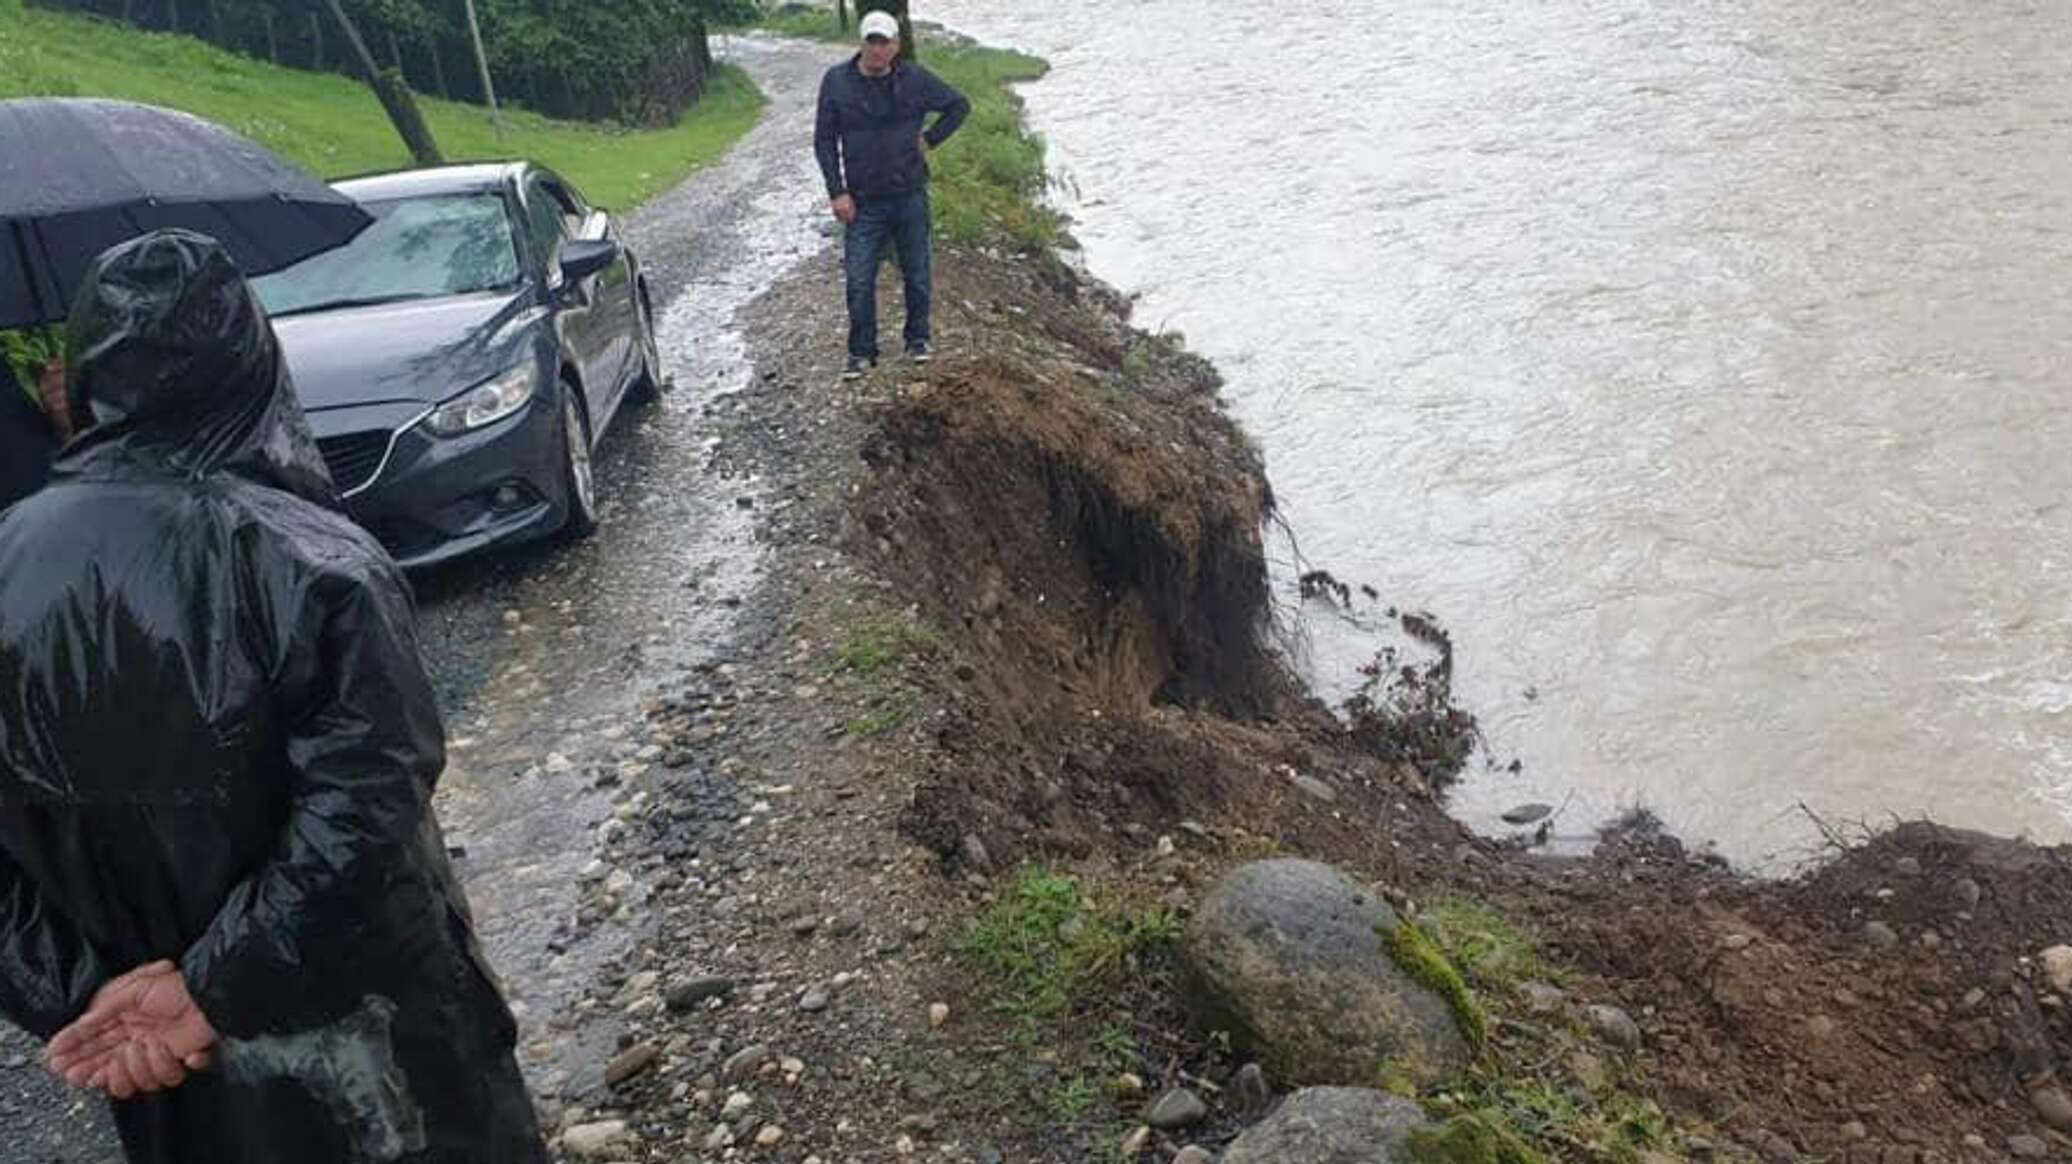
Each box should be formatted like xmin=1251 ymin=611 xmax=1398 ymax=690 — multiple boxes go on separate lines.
xmin=1222 ymin=1087 xmax=1433 ymax=1163
xmin=1183 ymin=859 xmax=1471 ymax=1087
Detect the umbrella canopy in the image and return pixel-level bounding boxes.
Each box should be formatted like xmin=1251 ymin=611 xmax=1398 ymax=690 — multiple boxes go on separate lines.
xmin=0 ymin=98 xmax=373 ymax=328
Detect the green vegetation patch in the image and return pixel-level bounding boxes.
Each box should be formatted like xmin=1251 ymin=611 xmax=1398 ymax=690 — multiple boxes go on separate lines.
xmin=1383 ymin=917 xmax=1489 ymax=1052
xmin=844 ymin=698 xmax=910 ymax=738
xmin=1417 ymin=897 xmax=1562 ymax=991
xmin=1426 ymin=1076 xmax=1673 ymax=1164
xmin=1409 ymin=1112 xmax=1550 ymax=1164
xmin=0 ymin=0 xmax=763 ymax=209
xmin=2 ymin=326 xmax=65 ymax=401
xmin=830 ymin=614 xmax=943 ymax=678
xmin=1398 ymin=899 xmax=1683 ymax=1163
xmin=955 ymin=867 xmax=1180 ymax=1034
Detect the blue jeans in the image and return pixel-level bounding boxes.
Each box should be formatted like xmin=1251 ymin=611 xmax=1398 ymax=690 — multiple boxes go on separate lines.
xmin=844 ymin=190 xmax=932 ymax=359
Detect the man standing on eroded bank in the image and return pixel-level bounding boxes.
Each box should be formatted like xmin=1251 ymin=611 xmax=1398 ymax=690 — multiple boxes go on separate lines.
xmin=814 ymin=9 xmax=970 ymax=379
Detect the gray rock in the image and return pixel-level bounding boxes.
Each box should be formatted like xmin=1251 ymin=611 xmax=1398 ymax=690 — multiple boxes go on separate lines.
xmin=1861 ymin=921 xmax=1899 ymax=949
xmin=2040 ymin=944 xmax=2072 ymax=995
xmin=666 ymin=975 xmax=736 ymax=1011
xmin=830 ymin=910 xmax=866 ymax=937
xmin=1182 ymin=860 xmax=1471 ymax=1088
xmin=1501 ymin=803 xmax=1554 ymax=825
xmin=798 ymin=984 xmax=832 ymax=1013
xmin=1587 ymin=1004 xmax=1642 ymax=1049
xmin=721 ymin=1044 xmax=771 ymax=1083
xmin=1521 ymin=982 xmax=1566 ymax=1014
xmin=2031 ymin=1086 xmax=2072 ymax=1133
xmin=1232 ymin=1062 xmax=1273 ymax=1114
xmin=961 ymin=834 xmax=992 ymax=871
xmin=1749 ymin=1129 xmax=1796 ymax=1163
xmin=1146 ymin=1088 xmax=1208 ymax=1129
xmin=1891 ymin=856 xmax=1920 ymax=877
xmin=2006 ymin=1134 xmax=2048 ymax=1159
xmin=1173 ymin=1149 xmax=1214 ymax=1164
xmin=604 ymin=1042 xmax=660 ymax=1087
xmin=1954 ymin=877 xmax=1981 ymax=910
xmin=1222 ymin=1087 xmax=1432 ymax=1164
xmin=561 ymin=1120 xmax=631 ymax=1160
xmin=1289 ymin=774 xmax=1339 ymax=803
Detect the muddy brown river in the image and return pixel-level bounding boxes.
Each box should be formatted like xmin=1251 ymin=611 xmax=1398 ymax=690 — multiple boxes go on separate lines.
xmin=930 ymin=0 xmax=2072 ymax=866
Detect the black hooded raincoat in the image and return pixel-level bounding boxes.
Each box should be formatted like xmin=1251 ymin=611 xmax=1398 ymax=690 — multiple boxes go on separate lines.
xmin=0 ymin=230 xmax=546 ymax=1164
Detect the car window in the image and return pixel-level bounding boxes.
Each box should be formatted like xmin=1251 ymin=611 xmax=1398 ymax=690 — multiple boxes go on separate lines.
xmin=253 ymin=194 xmax=520 ymax=316
xmin=542 ymin=179 xmax=589 ymax=239
xmin=524 ymin=180 xmax=568 ymax=270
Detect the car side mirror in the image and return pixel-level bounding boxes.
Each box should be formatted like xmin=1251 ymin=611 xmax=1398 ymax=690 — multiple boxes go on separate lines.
xmin=559 ymin=238 xmax=620 ymax=283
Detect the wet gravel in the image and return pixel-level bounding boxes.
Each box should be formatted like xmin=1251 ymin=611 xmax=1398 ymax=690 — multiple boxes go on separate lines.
xmin=0 ymin=33 xmax=836 ymax=1161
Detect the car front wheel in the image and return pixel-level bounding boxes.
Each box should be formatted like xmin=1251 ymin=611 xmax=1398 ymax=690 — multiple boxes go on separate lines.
xmin=559 ymin=384 xmax=599 ymax=539
xmin=627 ymin=282 xmax=662 ymax=407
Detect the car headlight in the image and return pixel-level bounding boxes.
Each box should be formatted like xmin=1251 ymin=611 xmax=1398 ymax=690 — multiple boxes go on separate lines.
xmin=423 ymin=363 xmax=539 ymax=437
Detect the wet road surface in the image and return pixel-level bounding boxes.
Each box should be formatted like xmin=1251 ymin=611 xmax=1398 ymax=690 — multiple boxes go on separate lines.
xmin=0 ymin=33 xmax=837 ymax=1160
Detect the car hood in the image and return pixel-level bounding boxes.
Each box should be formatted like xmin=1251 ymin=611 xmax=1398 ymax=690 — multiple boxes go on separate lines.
xmin=271 ymin=291 xmax=542 ymax=413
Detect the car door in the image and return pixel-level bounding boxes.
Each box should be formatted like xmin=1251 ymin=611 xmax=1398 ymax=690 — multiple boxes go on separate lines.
xmin=543 ymin=176 xmax=636 ymax=421
xmin=553 ymin=178 xmax=637 ymax=416
xmin=521 ymin=174 xmax=605 ymax=437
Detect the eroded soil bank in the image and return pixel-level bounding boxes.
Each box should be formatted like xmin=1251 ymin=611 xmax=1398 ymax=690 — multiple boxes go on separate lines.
xmin=545 ymin=232 xmax=2071 ymax=1164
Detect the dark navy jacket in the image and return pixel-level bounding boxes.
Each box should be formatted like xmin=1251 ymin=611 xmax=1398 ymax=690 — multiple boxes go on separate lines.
xmin=815 ymin=56 xmax=970 ymax=200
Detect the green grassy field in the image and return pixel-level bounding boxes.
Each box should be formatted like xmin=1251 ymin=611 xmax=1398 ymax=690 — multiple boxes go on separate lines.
xmin=0 ymin=0 xmax=764 ymax=209
xmin=738 ymin=6 xmax=1060 ymax=248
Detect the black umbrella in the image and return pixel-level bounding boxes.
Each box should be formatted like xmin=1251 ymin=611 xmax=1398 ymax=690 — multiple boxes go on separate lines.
xmin=0 ymin=98 xmax=373 ymax=329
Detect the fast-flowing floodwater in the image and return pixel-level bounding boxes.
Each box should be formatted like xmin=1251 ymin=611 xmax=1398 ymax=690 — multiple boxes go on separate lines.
xmin=928 ymin=0 xmax=2072 ymax=866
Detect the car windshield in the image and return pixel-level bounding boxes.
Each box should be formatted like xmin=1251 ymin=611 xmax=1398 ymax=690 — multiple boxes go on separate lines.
xmin=255 ymin=193 xmax=520 ymax=316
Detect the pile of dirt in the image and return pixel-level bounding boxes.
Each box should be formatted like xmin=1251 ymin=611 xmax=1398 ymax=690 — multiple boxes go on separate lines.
xmin=830 ymin=243 xmax=2072 ymax=1161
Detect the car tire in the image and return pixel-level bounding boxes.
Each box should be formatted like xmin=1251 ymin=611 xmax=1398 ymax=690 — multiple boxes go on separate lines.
xmin=558 ymin=383 xmax=599 ymax=540
xmin=626 ymin=282 xmax=662 ymax=407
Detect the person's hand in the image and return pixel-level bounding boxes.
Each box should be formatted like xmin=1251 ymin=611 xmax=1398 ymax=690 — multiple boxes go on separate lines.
xmin=37 ymin=358 xmax=71 ymax=440
xmin=831 ymin=194 xmax=857 ymax=226
xmin=47 ymin=961 xmax=218 ymax=1099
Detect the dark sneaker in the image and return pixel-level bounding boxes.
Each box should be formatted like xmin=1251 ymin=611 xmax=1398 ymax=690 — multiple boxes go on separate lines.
xmin=904 ymin=341 xmax=933 ymax=364
xmin=843 ymin=355 xmax=874 ymax=380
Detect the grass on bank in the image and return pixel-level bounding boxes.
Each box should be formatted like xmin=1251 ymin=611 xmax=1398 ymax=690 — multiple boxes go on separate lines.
xmin=1405 ymin=901 xmax=1681 ymax=1164
xmin=739 ymin=3 xmax=1061 ymax=247
xmin=957 ymin=867 xmax=1181 ymax=1036
xmin=0 ymin=0 xmax=763 ymax=209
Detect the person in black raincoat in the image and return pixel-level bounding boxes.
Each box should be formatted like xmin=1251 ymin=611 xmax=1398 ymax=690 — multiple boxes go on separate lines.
xmin=0 ymin=344 xmax=64 ymax=510
xmin=0 ymin=229 xmax=548 ymax=1164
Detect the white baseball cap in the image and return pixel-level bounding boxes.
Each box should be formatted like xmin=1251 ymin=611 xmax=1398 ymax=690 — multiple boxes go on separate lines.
xmin=859 ymin=11 xmax=900 ymax=42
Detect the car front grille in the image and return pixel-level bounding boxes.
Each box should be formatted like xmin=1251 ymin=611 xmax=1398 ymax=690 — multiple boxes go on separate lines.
xmin=316 ymin=431 xmax=391 ymax=494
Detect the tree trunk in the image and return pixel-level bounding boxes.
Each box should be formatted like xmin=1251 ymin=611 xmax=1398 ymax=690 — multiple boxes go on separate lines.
xmin=374 ymin=68 xmax=443 ymax=164
xmin=387 ymin=29 xmax=403 ymax=72
xmin=837 ymin=0 xmax=849 ymax=32
xmin=691 ymin=19 xmax=713 ymax=95
xmin=163 ymin=0 xmax=177 ymax=33
xmin=461 ymin=0 xmax=501 ymax=132
xmin=323 ymin=0 xmax=444 ymax=165
xmin=120 ymin=0 xmax=134 ymax=26
xmin=261 ymin=9 xmax=276 ymax=63
xmin=427 ymin=40 xmax=449 ymax=99
xmin=310 ymin=9 xmax=323 ymax=70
